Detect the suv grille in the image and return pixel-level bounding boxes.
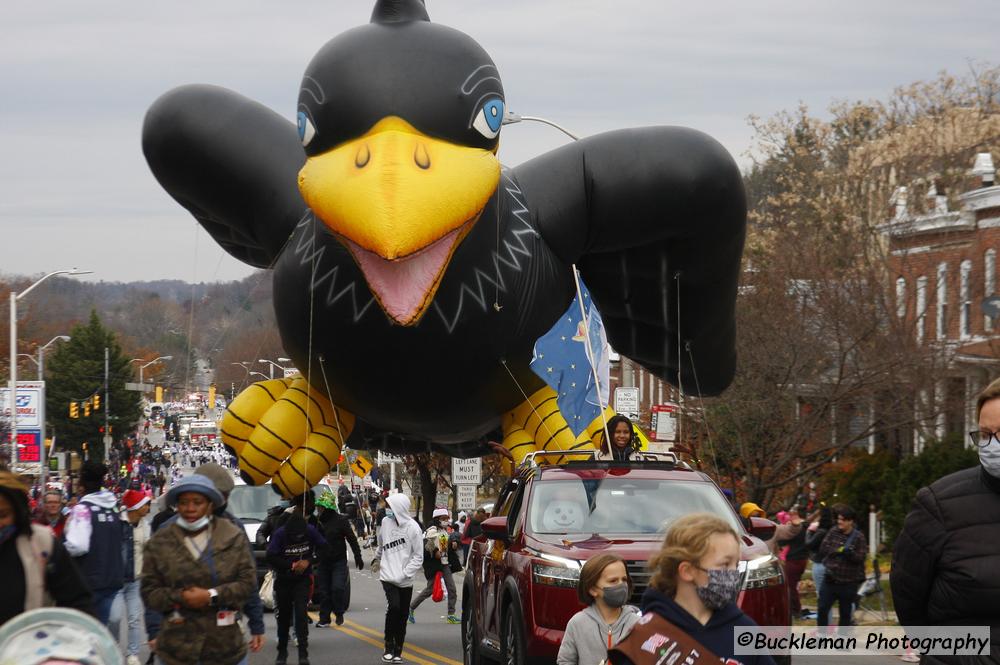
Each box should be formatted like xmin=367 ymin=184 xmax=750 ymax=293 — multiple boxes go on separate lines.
xmin=625 ymin=560 xmax=652 ymax=604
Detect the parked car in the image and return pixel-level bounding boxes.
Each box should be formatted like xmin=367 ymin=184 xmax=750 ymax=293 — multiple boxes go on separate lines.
xmin=462 ymin=452 xmax=789 ymax=665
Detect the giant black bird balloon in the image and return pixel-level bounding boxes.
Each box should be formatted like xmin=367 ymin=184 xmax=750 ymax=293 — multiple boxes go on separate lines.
xmin=142 ymin=0 xmax=746 ymax=497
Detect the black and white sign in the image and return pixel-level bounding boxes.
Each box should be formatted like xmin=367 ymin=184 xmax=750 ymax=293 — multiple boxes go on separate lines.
xmin=451 ymin=458 xmax=482 ymax=485
xmin=614 ymin=386 xmax=640 ymax=420
xmin=457 ymin=485 xmax=477 ymax=511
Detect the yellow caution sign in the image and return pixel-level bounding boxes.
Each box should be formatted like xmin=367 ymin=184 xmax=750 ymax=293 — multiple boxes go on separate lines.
xmin=350 ymin=453 xmax=373 ymax=478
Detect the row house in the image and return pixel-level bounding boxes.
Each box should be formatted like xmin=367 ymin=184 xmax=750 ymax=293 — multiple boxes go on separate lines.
xmin=882 ymin=152 xmax=1000 ymax=451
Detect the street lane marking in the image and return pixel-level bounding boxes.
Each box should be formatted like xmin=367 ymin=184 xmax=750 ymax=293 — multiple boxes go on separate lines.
xmin=342 ymin=618 xmax=464 ymax=665
xmin=308 ymin=613 xmax=463 ymax=665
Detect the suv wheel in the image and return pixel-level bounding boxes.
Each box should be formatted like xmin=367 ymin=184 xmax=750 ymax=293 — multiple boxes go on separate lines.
xmin=462 ymin=596 xmax=482 ymax=665
xmin=502 ymin=602 xmax=526 ymax=665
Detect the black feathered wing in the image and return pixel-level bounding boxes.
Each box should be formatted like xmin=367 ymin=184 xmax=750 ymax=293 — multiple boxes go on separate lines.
xmin=511 ymin=126 xmax=746 ymax=396
xmin=143 ymin=84 xmax=308 ymax=268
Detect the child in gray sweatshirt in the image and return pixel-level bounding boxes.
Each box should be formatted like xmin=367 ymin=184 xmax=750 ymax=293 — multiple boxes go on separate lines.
xmin=557 ymin=555 xmax=641 ymax=665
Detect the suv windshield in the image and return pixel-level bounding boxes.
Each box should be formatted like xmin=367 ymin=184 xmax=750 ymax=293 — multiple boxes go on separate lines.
xmin=528 ymin=477 xmax=741 ymax=535
xmin=227 ymin=485 xmax=276 ymax=523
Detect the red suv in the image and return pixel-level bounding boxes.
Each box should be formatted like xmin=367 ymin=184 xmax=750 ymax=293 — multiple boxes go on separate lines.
xmin=461 ymin=452 xmax=789 ymax=665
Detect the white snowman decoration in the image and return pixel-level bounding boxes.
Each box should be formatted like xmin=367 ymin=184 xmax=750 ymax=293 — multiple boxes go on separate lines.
xmin=541 ymin=498 xmax=586 ymax=531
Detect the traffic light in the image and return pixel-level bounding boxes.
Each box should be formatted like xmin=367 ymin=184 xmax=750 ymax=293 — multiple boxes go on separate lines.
xmin=93 ymin=394 xmax=100 ymax=410
xmin=83 ymin=401 xmax=91 ymax=417
xmin=69 ymin=402 xmax=79 ymax=418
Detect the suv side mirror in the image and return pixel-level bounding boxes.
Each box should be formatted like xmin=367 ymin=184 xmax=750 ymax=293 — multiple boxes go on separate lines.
xmin=748 ymin=516 xmax=776 ymax=541
xmin=481 ymin=516 xmax=509 ymax=541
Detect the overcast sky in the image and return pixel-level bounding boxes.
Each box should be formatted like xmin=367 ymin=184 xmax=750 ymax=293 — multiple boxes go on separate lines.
xmin=2 ymin=1 xmax=998 ymax=284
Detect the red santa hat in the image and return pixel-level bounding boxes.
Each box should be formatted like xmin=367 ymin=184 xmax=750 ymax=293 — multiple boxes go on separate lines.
xmin=122 ymin=489 xmax=151 ymax=512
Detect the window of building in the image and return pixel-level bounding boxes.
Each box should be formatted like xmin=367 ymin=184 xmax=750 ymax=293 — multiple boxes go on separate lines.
xmin=936 ymin=263 xmax=948 ymax=340
xmin=960 ymin=259 xmax=972 ymax=339
xmin=916 ymin=276 xmax=928 ymax=344
xmin=986 ymin=249 xmax=996 ymax=331
xmin=896 ymin=277 xmax=908 ymax=318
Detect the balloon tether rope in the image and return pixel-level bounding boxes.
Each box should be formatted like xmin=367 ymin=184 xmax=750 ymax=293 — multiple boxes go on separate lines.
xmin=318 ymin=356 xmax=345 ymax=453
xmin=500 ymin=359 xmax=558 ymax=443
xmin=685 ymin=341 xmax=721 ymax=479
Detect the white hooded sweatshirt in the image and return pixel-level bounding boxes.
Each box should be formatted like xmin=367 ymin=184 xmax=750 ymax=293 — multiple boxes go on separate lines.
xmin=375 ymin=494 xmax=424 ymax=587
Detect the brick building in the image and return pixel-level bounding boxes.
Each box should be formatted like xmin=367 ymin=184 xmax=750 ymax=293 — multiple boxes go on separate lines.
xmin=882 ymin=152 xmax=1000 ymax=451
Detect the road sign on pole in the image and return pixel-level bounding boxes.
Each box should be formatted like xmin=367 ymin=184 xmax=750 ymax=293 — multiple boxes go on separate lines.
xmin=614 ymin=386 xmax=640 ymax=420
xmin=451 ymin=458 xmax=482 ymax=485
xmin=457 ymin=484 xmax=477 ymax=511
xmin=650 ymin=403 xmax=678 ymax=442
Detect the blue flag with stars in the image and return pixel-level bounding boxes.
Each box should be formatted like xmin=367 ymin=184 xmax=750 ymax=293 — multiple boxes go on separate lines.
xmin=530 ymin=280 xmax=610 ymax=437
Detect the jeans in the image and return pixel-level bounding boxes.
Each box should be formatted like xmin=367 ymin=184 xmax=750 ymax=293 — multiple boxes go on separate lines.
xmin=811 ymin=562 xmax=826 ymax=600
xmin=275 ymin=575 xmax=311 ymax=650
xmin=158 ymin=657 xmax=247 ymax=665
xmin=109 ymin=580 xmax=145 ymax=656
xmin=410 ymin=568 xmax=457 ymax=615
xmin=817 ymin=580 xmax=860 ymax=627
xmin=382 ymin=582 xmax=414 ymax=657
xmin=93 ymin=587 xmax=121 ymax=626
xmin=317 ymin=558 xmax=349 ymax=623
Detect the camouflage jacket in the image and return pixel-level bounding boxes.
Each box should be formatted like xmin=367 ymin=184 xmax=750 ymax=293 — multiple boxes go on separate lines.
xmin=141 ymin=517 xmax=256 ymax=665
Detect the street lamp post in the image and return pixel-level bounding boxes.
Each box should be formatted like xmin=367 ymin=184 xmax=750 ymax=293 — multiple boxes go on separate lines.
xmin=9 ymin=269 xmax=91 ymax=470
xmin=38 ymin=335 xmax=71 ymax=381
xmin=130 ymin=355 xmax=173 ymax=392
xmin=258 ymin=357 xmax=291 ymax=380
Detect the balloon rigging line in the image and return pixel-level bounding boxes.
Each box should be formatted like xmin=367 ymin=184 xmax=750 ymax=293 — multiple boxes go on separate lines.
xmin=675 ymin=271 xmax=683 ymax=449
xmin=318 ymin=356 xmax=346 ymax=453
xmin=301 ymin=217 xmax=319 ymax=506
xmin=499 ymin=359 xmax=559 ymax=444
xmin=184 ymin=224 xmax=200 ymax=396
xmin=685 ymin=342 xmax=721 ymax=480
xmin=493 ymin=188 xmax=502 ymax=311
xmin=571 ymin=264 xmax=612 ymax=454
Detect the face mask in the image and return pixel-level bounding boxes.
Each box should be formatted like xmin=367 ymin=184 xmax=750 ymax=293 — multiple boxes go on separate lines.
xmin=694 ymin=568 xmax=742 ymax=610
xmin=600 ymin=582 xmax=629 ymax=608
xmin=178 ymin=514 xmax=212 ymax=532
xmin=385 ymin=509 xmax=394 ymax=519
xmin=0 ymin=524 xmax=16 ymax=545
xmin=980 ymin=439 xmax=1000 ymax=478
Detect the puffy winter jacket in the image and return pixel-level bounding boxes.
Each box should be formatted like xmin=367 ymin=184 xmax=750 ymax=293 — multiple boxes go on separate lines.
xmin=891 ymin=465 xmax=1000 ymax=664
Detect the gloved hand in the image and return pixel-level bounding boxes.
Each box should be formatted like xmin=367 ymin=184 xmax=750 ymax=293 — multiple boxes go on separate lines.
xmin=356 ymin=557 xmax=365 ymax=571
xmin=835 ymin=546 xmax=846 ymax=554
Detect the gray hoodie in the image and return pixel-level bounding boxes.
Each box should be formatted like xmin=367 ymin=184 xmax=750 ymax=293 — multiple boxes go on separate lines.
xmin=556 ymin=603 xmax=641 ymax=665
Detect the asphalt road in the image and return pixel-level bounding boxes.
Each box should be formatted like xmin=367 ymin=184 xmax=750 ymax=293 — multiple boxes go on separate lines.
xmin=249 ymin=562 xmax=464 ymax=665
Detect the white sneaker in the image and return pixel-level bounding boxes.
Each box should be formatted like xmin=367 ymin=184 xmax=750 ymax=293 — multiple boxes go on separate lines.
xmin=382 ymin=654 xmax=394 ymax=662
xmin=126 ymin=656 xmax=141 ymax=665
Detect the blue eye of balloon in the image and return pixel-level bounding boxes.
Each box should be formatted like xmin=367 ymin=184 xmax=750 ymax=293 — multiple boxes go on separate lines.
xmin=297 ymin=111 xmax=316 ymax=147
xmin=472 ymin=98 xmax=504 ymax=140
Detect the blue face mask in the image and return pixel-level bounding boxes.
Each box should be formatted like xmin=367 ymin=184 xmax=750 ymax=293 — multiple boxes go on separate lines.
xmin=0 ymin=524 xmax=17 ymax=545
xmin=385 ymin=509 xmax=394 ymax=519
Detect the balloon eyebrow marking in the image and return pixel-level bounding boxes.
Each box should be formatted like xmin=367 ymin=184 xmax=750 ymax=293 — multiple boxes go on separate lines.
xmin=300 ymin=75 xmax=327 ymax=104
xmin=461 ymin=64 xmax=501 ymax=96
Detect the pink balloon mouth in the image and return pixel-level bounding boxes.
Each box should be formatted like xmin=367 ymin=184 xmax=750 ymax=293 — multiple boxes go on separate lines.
xmin=341 ymin=217 xmax=477 ymax=325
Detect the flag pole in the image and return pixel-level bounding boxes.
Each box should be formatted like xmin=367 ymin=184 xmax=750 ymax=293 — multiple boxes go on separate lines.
xmin=571 ymin=265 xmax=612 ymax=453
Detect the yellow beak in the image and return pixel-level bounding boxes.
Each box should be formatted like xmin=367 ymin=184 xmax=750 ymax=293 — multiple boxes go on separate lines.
xmin=298 ymin=117 xmax=500 ymax=325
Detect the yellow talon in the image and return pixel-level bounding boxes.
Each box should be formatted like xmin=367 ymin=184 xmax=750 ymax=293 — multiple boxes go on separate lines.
xmin=220 ymin=377 xmax=355 ymax=497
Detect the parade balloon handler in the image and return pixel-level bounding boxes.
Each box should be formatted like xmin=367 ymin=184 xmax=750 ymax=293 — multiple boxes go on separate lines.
xmin=64 ymin=461 xmax=125 ymax=626
xmin=408 ymin=507 xmax=460 ymax=624
xmin=609 ymin=513 xmax=776 ymax=665
xmin=557 ymin=554 xmax=640 ymax=665
xmin=314 ymin=490 xmax=363 ymax=628
xmin=142 ymin=0 xmax=746 ymax=496
xmin=267 ymin=510 xmax=329 ymax=665
xmin=373 ymin=493 xmax=424 ymax=663
xmin=891 ymin=376 xmax=1000 ymax=662
xmin=141 ymin=474 xmax=256 ymax=665
xmin=0 ymin=471 xmax=93 ymax=626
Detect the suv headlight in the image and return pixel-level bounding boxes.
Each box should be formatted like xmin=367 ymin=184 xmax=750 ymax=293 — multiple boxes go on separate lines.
xmin=532 ymin=563 xmax=580 ymax=588
xmin=740 ymin=555 xmax=784 ymax=589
